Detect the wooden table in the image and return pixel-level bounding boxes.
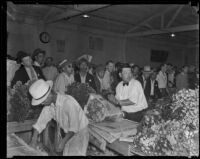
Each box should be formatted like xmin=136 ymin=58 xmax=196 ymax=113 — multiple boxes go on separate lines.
xmin=107 ymin=140 xmax=145 ymax=156
xmin=7 ymin=133 xmax=48 ymax=157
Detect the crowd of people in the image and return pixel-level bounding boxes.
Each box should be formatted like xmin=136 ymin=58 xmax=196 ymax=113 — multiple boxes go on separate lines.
xmin=7 ymin=48 xmax=199 ymax=156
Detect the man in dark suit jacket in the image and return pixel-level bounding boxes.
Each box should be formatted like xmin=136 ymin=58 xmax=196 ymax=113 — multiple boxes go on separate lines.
xmin=145 ymin=71 xmax=161 ymax=100
xmin=74 ymin=58 xmax=97 ymax=91
xmin=137 ymin=65 xmax=152 ymax=91
xmin=11 ymin=51 xmax=46 ymax=88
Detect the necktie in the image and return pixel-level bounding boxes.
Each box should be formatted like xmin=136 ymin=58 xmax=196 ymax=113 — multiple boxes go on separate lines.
xmin=30 ymin=67 xmax=37 ymax=80
xmin=123 ymin=82 xmax=129 ymax=86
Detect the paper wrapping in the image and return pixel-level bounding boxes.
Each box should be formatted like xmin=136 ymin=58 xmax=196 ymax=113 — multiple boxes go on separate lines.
xmin=84 ymin=93 xmax=123 ymax=122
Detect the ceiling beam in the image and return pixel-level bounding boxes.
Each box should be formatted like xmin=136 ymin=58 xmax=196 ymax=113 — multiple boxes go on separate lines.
xmin=45 ymin=5 xmax=110 ymax=23
xmin=126 ymin=24 xmax=199 ymax=37
xmin=166 ymin=5 xmax=184 ymax=28
xmin=43 ymin=6 xmax=56 ymax=20
xmin=89 ymin=14 xmax=135 ymax=26
xmin=126 ymin=5 xmax=178 ymax=33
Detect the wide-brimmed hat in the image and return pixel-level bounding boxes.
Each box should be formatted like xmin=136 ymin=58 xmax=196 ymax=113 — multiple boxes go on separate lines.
xmin=142 ymin=65 xmax=152 ymax=73
xmin=16 ymin=51 xmax=30 ymax=63
xmin=29 ymin=79 xmax=53 ymax=106
xmin=32 ymin=48 xmax=46 ymax=59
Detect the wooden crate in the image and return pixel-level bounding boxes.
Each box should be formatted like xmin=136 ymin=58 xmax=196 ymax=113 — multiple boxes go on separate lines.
xmin=7 ymin=120 xmax=36 ymax=134
xmin=7 ymin=120 xmax=36 ymax=144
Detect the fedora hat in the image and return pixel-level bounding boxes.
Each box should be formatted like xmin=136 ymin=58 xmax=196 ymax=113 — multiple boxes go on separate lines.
xmin=29 ymin=79 xmax=53 ymax=106
xmin=142 ymin=65 xmax=152 ymax=73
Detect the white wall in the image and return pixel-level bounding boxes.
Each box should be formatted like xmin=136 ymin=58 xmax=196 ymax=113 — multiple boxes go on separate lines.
xmin=7 ymin=20 xmax=125 ymax=65
xmin=125 ymin=37 xmax=187 ymax=68
xmin=7 ymin=19 xmax=197 ymax=68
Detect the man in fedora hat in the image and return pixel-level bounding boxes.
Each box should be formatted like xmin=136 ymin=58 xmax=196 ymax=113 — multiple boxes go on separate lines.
xmin=32 ymin=48 xmax=46 ymax=67
xmin=54 ymin=59 xmax=74 ymax=94
xmin=11 ymin=51 xmax=46 ymax=87
xmin=137 ymin=66 xmax=152 ymax=99
xmin=29 ymin=79 xmax=89 ymax=156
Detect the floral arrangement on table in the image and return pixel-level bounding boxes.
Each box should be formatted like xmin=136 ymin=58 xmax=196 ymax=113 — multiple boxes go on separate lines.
xmin=7 ymin=80 xmax=42 ymax=122
xmin=132 ymin=87 xmax=199 ymax=157
xmin=67 ymin=82 xmax=96 ymax=109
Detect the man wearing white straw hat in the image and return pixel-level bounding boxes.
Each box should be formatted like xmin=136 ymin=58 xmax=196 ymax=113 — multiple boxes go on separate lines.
xmin=29 ymin=79 xmax=89 ymax=156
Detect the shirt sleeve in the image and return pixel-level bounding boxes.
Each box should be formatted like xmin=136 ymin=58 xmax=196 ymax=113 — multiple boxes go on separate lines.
xmin=54 ymin=74 xmax=66 ymax=95
xmin=115 ymin=84 xmax=120 ymax=100
xmin=64 ymin=98 xmax=80 ymax=133
xmin=33 ymin=106 xmax=55 ymax=134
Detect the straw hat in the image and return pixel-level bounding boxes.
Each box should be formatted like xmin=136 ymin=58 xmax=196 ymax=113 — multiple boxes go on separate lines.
xmin=29 ymin=79 xmax=53 ymax=106
xmin=142 ymin=65 xmax=152 ymax=74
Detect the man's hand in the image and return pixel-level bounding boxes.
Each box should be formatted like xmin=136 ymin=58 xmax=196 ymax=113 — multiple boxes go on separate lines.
xmin=55 ymin=139 xmax=65 ymax=152
xmin=107 ymin=94 xmax=120 ymax=105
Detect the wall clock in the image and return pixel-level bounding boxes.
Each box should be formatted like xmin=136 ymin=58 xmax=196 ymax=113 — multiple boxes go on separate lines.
xmin=39 ymin=32 xmax=50 ymax=43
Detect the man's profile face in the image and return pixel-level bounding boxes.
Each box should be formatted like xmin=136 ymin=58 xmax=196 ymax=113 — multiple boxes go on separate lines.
xmin=36 ymin=53 xmax=45 ymax=64
xmin=41 ymin=92 xmax=53 ymax=106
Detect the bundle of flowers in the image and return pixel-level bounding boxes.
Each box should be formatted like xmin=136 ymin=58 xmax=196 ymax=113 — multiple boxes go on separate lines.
xmin=85 ymin=98 xmax=107 ymax=122
xmin=132 ymin=87 xmax=199 ymax=156
xmin=8 ymin=80 xmax=41 ymax=122
xmin=84 ymin=94 xmax=122 ymax=123
xmin=67 ymin=82 xmax=96 ymax=109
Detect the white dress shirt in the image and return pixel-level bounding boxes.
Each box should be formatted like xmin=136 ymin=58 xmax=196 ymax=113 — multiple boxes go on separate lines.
xmin=54 ymin=72 xmax=74 ymax=94
xmin=115 ymin=78 xmax=148 ymax=113
xmin=80 ymin=73 xmax=86 ymax=83
xmin=33 ymin=61 xmax=41 ymax=67
xmin=150 ymin=80 xmax=155 ymax=96
xmin=156 ymin=71 xmax=167 ymax=89
xmin=25 ymin=66 xmax=38 ymax=81
xmin=142 ymin=75 xmax=147 ymax=89
xmin=97 ymin=75 xmax=104 ymax=92
xmin=33 ymin=94 xmax=89 ymax=156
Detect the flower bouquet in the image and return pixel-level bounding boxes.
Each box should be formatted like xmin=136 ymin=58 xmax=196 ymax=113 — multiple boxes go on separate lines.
xmin=7 ymin=80 xmax=42 ymax=122
xmin=67 ymin=82 xmax=96 ymax=109
xmin=132 ymin=86 xmax=199 ymax=156
xmin=84 ymin=94 xmax=122 ymax=123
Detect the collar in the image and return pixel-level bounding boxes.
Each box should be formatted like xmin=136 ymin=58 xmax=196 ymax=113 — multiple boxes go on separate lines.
xmin=123 ymin=81 xmax=129 ymax=86
xmin=34 ymin=61 xmax=41 ymax=67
